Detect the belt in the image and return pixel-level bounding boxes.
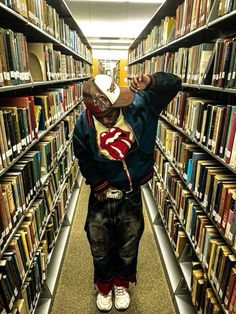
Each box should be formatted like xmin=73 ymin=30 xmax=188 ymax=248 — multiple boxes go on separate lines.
xmin=106 ymin=189 xmax=123 ymax=200
xmin=106 ymin=188 xmax=140 ymax=200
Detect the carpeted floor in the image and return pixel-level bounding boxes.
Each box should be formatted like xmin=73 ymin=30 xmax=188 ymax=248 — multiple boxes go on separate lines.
xmin=50 ymin=181 xmax=176 ymax=314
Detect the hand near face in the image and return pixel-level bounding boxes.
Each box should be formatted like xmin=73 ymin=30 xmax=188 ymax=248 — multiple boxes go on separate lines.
xmin=129 ymin=74 xmax=151 ymax=93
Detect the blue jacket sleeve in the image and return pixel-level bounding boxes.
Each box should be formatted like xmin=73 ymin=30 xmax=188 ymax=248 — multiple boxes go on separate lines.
xmin=142 ymin=71 xmax=182 ymax=117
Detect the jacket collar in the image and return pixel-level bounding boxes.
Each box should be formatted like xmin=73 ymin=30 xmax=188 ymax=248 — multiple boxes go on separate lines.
xmin=85 ymin=109 xmax=95 ymax=128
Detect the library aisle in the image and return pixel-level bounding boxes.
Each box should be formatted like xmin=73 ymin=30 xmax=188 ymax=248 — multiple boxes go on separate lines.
xmin=50 ymin=180 xmax=176 ymax=314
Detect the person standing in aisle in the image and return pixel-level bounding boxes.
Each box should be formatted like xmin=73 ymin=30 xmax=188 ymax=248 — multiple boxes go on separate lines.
xmin=72 ymin=71 xmax=181 ymax=312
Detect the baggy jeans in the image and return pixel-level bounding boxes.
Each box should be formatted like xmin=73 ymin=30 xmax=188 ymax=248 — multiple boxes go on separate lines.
xmin=85 ymin=188 xmax=144 ymax=290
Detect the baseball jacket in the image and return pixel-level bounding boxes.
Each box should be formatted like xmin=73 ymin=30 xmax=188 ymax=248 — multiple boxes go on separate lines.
xmin=73 ymin=72 xmax=182 ymax=192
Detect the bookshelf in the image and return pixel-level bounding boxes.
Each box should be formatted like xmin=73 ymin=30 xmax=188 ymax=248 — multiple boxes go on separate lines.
xmin=128 ymin=0 xmax=236 ymax=313
xmin=114 ymin=59 xmax=128 ymax=86
xmin=0 ymin=1 xmax=91 ymax=313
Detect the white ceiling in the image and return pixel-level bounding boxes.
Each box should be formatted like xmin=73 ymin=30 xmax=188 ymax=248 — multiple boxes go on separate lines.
xmin=65 ymin=0 xmax=162 ymax=59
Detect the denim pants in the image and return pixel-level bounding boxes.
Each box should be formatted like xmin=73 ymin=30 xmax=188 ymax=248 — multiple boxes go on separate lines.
xmin=85 ymin=188 xmax=144 ymax=289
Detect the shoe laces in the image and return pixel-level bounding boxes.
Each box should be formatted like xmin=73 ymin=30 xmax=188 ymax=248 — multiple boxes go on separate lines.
xmin=115 ymin=286 xmax=126 ymax=296
xmin=100 ymin=290 xmax=112 ymax=298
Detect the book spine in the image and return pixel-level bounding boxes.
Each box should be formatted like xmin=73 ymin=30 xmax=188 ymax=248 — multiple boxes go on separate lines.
xmin=225 ymin=112 xmax=236 ymax=163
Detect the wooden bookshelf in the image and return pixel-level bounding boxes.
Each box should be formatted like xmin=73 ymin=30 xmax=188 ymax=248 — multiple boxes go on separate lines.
xmin=0 ymin=1 xmax=91 ymax=313
xmin=128 ymin=0 xmax=236 ymax=313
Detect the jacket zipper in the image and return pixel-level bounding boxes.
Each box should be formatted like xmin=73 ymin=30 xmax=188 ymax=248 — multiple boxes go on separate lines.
xmin=122 ymin=160 xmax=133 ymax=192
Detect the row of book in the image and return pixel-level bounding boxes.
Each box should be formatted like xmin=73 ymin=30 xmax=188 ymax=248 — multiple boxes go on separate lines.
xmin=27 ymin=42 xmax=91 ymax=82
xmin=128 ymin=16 xmax=176 ymax=61
xmin=0 ymin=159 xmax=78 ymax=313
xmin=150 ymin=177 xmax=188 ymax=259
xmin=128 ymin=37 xmax=236 ymax=89
xmin=128 ymin=0 xmax=236 ymax=63
xmin=0 ymin=120 xmax=76 ymax=249
xmin=173 ymin=38 xmax=236 ymax=88
xmin=175 ymin=0 xmax=235 ymax=39
xmin=175 ymin=0 xmax=214 ymax=39
xmin=163 ymin=93 xmax=236 ymax=167
xmin=0 ymin=239 xmax=46 ymax=313
xmin=1 ymin=0 xmax=92 ymax=61
xmin=191 ymin=263 xmax=229 ymax=313
xmin=0 ymin=28 xmax=31 ymax=86
xmin=150 ymin=174 xmax=224 ymax=313
xmin=156 ymin=125 xmax=236 ymax=248
xmin=0 ymin=27 xmax=91 ymax=87
xmin=0 ymin=82 xmax=82 ymax=171
xmin=34 ymin=120 xmax=74 ymax=177
xmin=151 ymin=152 xmax=236 ymax=312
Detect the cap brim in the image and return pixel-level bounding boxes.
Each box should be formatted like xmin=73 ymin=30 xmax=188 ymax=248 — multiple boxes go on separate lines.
xmin=112 ymin=87 xmax=134 ymax=107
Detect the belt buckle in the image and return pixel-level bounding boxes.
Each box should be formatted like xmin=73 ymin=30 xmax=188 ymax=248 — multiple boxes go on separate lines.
xmin=106 ymin=189 xmax=123 ymax=200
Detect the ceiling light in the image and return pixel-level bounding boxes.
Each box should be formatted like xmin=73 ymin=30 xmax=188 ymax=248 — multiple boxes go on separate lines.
xmin=67 ymin=0 xmax=164 ymax=3
xmin=88 ymin=39 xmax=133 ymax=44
xmin=92 ymin=45 xmax=129 ymax=50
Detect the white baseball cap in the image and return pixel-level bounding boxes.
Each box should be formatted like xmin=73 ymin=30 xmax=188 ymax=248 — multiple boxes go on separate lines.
xmin=83 ymin=74 xmax=134 ymax=113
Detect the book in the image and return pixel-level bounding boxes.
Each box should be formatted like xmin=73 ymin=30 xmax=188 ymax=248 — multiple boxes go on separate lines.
xmin=0 ymin=111 xmax=8 ymax=168
xmin=8 ymin=237 xmax=26 ymax=280
xmin=4 ymin=29 xmax=19 ymax=85
xmin=0 ymin=107 xmax=22 ymax=155
xmin=202 ymin=226 xmax=219 ymax=268
xmin=227 ymin=37 xmax=236 ymax=88
xmin=201 ymin=42 xmax=216 ymax=85
xmin=227 ymin=198 xmax=236 ymax=246
xmin=2 ymin=253 xmax=22 ymax=291
xmin=215 ymin=183 xmax=236 ymax=226
xmin=0 ymin=185 xmax=12 ymax=240
xmin=175 ymin=230 xmax=187 ymax=259
xmin=0 ymin=27 xmax=11 ymax=86
xmin=0 ymin=181 xmax=16 ymax=224
xmin=224 ymin=111 xmax=236 ymax=163
xmin=210 ymin=175 xmax=236 ymax=217
xmin=212 ymin=38 xmax=225 ymax=87
xmin=15 ymin=298 xmax=28 ymax=314
xmin=186 ymin=151 xmax=212 ymax=192
xmin=0 ymin=96 xmax=38 ymax=141
xmin=16 ymin=229 xmax=30 ymax=267
xmin=198 ymin=42 xmax=215 ymax=84
xmin=0 ymin=273 xmax=14 ymax=312
xmin=200 ymin=166 xmax=226 ymax=205
xmin=202 ymin=104 xmax=215 ymax=146
xmin=219 ymin=38 xmax=233 ymax=88
xmin=2 ymin=110 xmax=18 ymax=158
xmin=219 ymin=105 xmax=236 ymax=158
xmin=194 ymin=160 xmax=218 ymax=197
xmin=211 ymin=106 xmax=227 ymax=155
xmin=220 ymin=189 xmax=236 ymax=233
xmin=228 ymin=280 xmax=236 ymax=312
xmin=208 ymin=239 xmax=224 ymax=279
xmin=224 ymin=267 xmax=236 ymax=309
xmin=219 ymin=254 xmax=236 ymax=300
xmin=207 ymin=105 xmax=218 ymax=151
xmin=229 ymin=132 xmax=236 ymax=168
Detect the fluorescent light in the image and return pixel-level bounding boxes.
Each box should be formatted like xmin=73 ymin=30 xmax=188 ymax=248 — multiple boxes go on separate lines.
xmin=92 ymin=49 xmax=128 ymax=59
xmin=88 ymin=39 xmax=133 ymax=44
xmin=92 ymin=45 xmax=129 ymax=50
xmin=67 ymin=0 xmax=164 ymax=2
xmin=77 ymin=21 xmax=151 ymax=37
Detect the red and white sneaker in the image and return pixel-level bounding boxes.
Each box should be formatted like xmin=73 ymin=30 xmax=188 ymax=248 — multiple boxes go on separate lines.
xmin=113 ymin=285 xmax=130 ymax=310
xmin=96 ymin=290 xmax=112 ymax=312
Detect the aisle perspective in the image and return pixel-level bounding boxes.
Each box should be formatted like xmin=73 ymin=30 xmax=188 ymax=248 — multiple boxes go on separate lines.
xmin=51 ymin=181 xmax=176 ymax=314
